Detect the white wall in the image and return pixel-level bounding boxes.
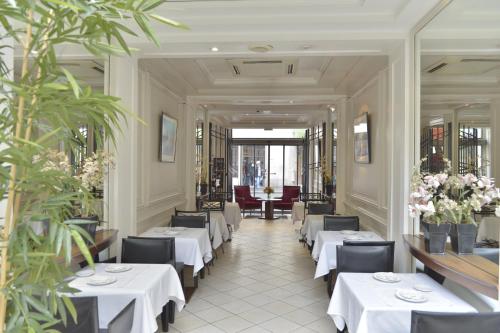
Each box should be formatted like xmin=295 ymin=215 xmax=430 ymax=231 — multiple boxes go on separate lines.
xmin=135 ymin=70 xmax=189 ymax=234
xmin=344 ymin=70 xmax=390 ymax=237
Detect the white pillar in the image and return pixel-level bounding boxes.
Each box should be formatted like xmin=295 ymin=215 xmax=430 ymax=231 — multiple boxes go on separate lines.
xmin=107 ymin=56 xmax=139 ymax=256
xmin=335 ymin=98 xmax=348 ymax=214
xmin=490 ymin=99 xmax=500 ymax=183
xmin=325 ymin=110 xmax=333 ymax=178
xmin=184 ymin=101 xmax=197 ymax=209
xmin=387 ymin=40 xmax=413 ymax=273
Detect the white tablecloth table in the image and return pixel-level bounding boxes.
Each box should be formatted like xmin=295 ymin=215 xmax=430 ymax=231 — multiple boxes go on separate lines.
xmin=208 ymin=218 xmax=224 ymax=249
xmin=312 ymin=231 xmax=384 ymax=278
xmin=224 ymin=202 xmax=242 ymax=231
xmin=211 ymin=211 xmax=231 ymax=241
xmin=477 ymin=216 xmax=500 ymax=242
xmin=292 ymin=202 xmax=305 ymax=223
xmin=328 ymin=273 xmax=476 ymax=333
xmin=140 ymin=227 xmax=212 ymax=275
xmin=69 ymin=264 xmax=185 ymax=333
xmin=300 ymin=214 xmax=324 ymax=245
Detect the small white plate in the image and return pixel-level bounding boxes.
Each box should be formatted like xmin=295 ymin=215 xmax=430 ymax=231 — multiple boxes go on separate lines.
xmin=105 ymin=264 xmax=132 ymax=273
xmin=344 ymin=235 xmax=363 ymax=241
xmin=87 ymin=275 xmax=117 ymax=286
xmin=373 ymin=272 xmax=401 ymax=283
xmin=413 ymin=284 xmax=433 ymax=292
xmin=75 ymin=269 xmax=95 ymax=277
xmin=395 ymin=289 xmax=427 ymax=303
xmin=340 ymin=230 xmax=357 ymax=235
xmin=164 ymin=231 xmax=179 ymax=235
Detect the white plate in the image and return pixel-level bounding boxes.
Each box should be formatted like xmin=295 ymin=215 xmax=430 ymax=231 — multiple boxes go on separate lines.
xmin=172 ymin=227 xmax=187 ymax=231
xmin=395 ymin=289 xmax=427 ymax=303
xmin=344 ymin=235 xmax=363 ymax=241
xmin=340 ymin=230 xmax=357 ymax=235
xmin=164 ymin=231 xmax=179 ymax=235
xmin=87 ymin=275 xmax=117 ymax=286
xmin=373 ymin=272 xmax=401 ymax=283
xmin=413 ymin=284 xmax=433 ymax=292
xmin=105 ymin=264 xmax=132 ymax=273
xmin=75 ymin=269 xmax=95 ymax=277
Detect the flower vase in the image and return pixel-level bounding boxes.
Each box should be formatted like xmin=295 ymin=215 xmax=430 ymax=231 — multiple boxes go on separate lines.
xmin=421 ymin=221 xmax=451 ymax=254
xmin=450 ymin=224 xmax=477 ymax=255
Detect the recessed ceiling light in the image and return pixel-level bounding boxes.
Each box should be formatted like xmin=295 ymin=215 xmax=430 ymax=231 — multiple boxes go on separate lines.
xmin=329 ymin=106 xmax=336 ymax=112
xmin=248 ymin=44 xmax=273 ymax=53
xmin=302 ymin=45 xmax=312 ymax=50
xmin=289 ymin=100 xmax=294 ymax=104
xmin=262 ymin=110 xmax=272 ymax=114
xmin=210 ymin=46 xmax=219 ymax=52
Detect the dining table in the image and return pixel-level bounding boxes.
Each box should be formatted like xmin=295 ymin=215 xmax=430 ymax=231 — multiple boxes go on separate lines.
xmin=140 ymin=227 xmax=212 ymax=275
xmin=69 ymin=263 xmax=185 ymax=333
xmin=312 ymin=230 xmax=384 ymax=278
xmin=328 ymin=272 xmax=477 ymax=333
xmin=210 ymin=211 xmax=231 ymax=241
xmin=291 ymin=201 xmax=305 ymax=223
xmin=300 ymin=214 xmax=324 ymax=245
xmin=223 ymin=202 xmax=242 ymax=231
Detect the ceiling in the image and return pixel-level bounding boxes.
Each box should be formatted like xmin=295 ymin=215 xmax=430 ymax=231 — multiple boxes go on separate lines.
xmin=140 ymin=55 xmax=388 ymax=127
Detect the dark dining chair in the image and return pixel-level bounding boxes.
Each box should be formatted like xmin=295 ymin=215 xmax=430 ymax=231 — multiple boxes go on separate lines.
xmin=410 ymin=311 xmax=500 ymax=333
xmin=308 ymin=202 xmax=334 ymax=215
xmin=324 ymin=215 xmax=359 ymax=231
xmin=122 ymin=238 xmax=180 ymax=331
xmin=50 ymin=297 xmax=99 ymax=333
xmin=329 ymin=242 xmax=395 ymax=297
xmin=175 ymin=209 xmax=211 ymax=240
xmin=171 ymin=215 xmax=206 ymax=229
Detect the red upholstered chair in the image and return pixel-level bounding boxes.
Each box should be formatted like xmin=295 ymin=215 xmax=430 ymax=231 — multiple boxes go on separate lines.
xmin=234 ymin=185 xmax=262 ymax=216
xmin=274 ymin=186 xmax=300 ymax=215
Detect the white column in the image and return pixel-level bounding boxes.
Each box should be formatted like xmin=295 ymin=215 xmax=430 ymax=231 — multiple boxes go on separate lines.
xmin=0 ymin=36 xmax=13 ymax=226
xmin=184 ymin=101 xmax=197 ymax=209
xmin=335 ymin=98 xmax=348 ymax=214
xmin=490 ymin=99 xmax=500 ymax=182
xmin=325 ymin=110 xmax=333 ymax=178
xmin=107 ymin=56 xmax=139 ymax=256
xmin=386 ymin=40 xmax=413 ymax=273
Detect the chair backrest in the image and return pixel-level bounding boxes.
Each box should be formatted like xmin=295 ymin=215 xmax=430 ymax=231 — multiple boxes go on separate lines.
xmin=175 ymin=209 xmax=210 ymax=222
xmin=234 ymin=185 xmax=251 ymax=199
xmin=343 ymin=240 xmax=395 ymax=272
xmin=107 ymin=299 xmax=136 ymax=333
xmin=324 ymin=215 xmax=359 ymax=231
xmin=410 ymin=311 xmax=500 ymax=333
xmin=336 ymin=243 xmax=394 ymax=274
xmin=121 ymin=237 xmax=173 ymax=264
xmin=308 ymin=203 xmax=334 ymax=215
xmin=210 ymin=191 xmax=233 ymax=202
xmin=201 ymin=200 xmax=224 ymax=211
xmin=171 ymin=215 xmax=206 ymax=229
xmin=282 ymin=186 xmax=300 ymax=201
xmin=50 ymin=297 xmax=99 ymax=333
xmin=300 ymin=192 xmax=323 ymax=203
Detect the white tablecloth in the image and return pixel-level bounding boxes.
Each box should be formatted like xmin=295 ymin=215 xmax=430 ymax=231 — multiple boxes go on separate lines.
xmin=208 ymin=218 xmax=224 ymax=249
xmin=328 ymin=273 xmax=476 ymax=333
xmin=477 ymin=216 xmax=500 ymax=241
xmin=292 ymin=202 xmax=305 ymax=223
xmin=300 ymin=215 xmax=324 ymax=245
xmin=140 ymin=227 xmax=212 ymax=275
xmin=224 ymin=202 xmax=242 ymax=231
xmin=312 ymin=231 xmax=384 ymax=278
xmin=211 ymin=211 xmax=230 ymax=241
xmin=69 ymin=264 xmax=185 ymax=333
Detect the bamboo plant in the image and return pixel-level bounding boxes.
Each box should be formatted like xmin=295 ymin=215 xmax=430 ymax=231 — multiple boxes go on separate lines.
xmin=0 ymin=1 xmax=186 ymax=331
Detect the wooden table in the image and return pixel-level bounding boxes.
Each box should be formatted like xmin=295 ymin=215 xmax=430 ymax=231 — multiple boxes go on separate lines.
xmin=58 ymin=229 xmax=118 ymax=264
xmin=403 ymin=234 xmax=499 ymax=299
xmin=260 ymin=199 xmax=279 ymax=220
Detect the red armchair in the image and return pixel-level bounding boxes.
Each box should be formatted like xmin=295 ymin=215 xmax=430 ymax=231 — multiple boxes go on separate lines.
xmin=274 ymin=186 xmax=300 ymax=214
xmin=234 ymin=185 xmax=262 ymax=216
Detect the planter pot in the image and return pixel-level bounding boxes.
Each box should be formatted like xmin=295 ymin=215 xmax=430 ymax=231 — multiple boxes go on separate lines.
xmin=450 ymin=224 xmax=477 ymax=255
xmin=325 ymin=184 xmax=334 ymax=196
xmin=200 ymin=183 xmax=208 ymax=195
xmin=421 ymin=221 xmax=451 ymax=254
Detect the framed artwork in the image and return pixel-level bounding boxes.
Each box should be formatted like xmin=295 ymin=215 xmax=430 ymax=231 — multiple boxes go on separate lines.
xmin=353 ymin=112 xmax=371 ymax=163
xmin=160 ymin=113 xmax=177 ymax=162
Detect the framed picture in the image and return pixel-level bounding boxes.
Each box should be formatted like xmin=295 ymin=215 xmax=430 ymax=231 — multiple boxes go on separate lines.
xmin=353 ymin=112 xmax=371 ymax=163
xmin=160 ymin=113 xmax=177 ymax=162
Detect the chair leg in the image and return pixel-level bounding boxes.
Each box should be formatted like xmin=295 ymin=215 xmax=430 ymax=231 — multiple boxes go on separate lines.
xmin=327 ymin=269 xmax=337 ymax=297
xmin=168 ymin=301 xmax=175 ymax=324
xmin=161 ymin=304 xmax=169 ymax=332
xmin=200 ymin=267 xmax=205 ymax=279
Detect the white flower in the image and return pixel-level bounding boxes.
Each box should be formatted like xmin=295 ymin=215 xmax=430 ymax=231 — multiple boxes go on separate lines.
xmin=435 ymin=173 xmax=448 ymax=185
xmin=461 ymin=173 xmax=478 ymax=187
xmin=424 ymin=175 xmax=440 ymax=189
xmin=496 ymin=207 xmax=500 ymax=217
xmin=477 ymin=176 xmax=492 ymax=189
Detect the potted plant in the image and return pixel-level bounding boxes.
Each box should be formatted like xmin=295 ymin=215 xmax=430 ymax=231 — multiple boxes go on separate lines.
xmin=0 ymin=1 xmax=186 ymax=330
xmin=409 ymin=158 xmax=500 ymax=254
xmin=263 ymin=186 xmax=274 ymax=199
xmin=321 ymin=156 xmax=334 ymax=196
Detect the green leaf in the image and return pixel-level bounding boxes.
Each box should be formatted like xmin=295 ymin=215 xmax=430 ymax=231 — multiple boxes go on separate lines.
xmin=61 ymin=67 xmax=80 ymax=99
xmin=149 ymin=14 xmax=189 ymax=30
xmin=70 ymin=229 xmax=94 ymax=268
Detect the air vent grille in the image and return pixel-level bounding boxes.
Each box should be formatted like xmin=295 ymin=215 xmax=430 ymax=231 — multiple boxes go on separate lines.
xmin=232 ymin=65 xmax=240 ymax=75
xmin=242 ymin=60 xmax=282 ymax=65
xmin=461 ymin=58 xmax=500 ymax=63
xmin=427 ymin=62 xmax=447 ymax=73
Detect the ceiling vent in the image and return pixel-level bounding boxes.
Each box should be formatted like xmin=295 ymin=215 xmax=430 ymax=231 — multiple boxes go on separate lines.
xmin=427 ymin=62 xmax=448 ymax=73
xmin=227 ymin=58 xmax=297 ymax=77
xmin=425 ymin=56 xmax=500 ymax=75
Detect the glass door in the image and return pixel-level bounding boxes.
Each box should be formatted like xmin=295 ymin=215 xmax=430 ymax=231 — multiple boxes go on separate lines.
xmin=269 ymin=146 xmax=284 ymax=198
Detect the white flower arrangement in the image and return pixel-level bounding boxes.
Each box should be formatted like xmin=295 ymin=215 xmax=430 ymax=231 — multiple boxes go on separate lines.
xmin=33 ymin=149 xmax=71 ymax=174
xmin=77 ymin=151 xmax=114 ymax=191
xmin=409 ymin=158 xmax=500 ymax=224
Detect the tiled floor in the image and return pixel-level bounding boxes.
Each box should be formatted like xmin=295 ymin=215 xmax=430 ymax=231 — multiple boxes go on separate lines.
xmin=166 ymin=217 xmax=337 ymax=333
